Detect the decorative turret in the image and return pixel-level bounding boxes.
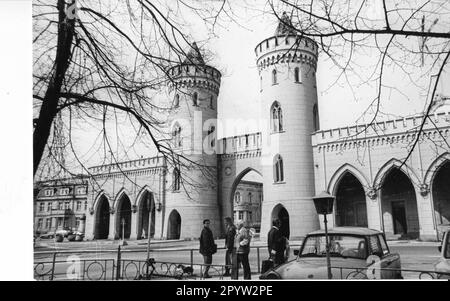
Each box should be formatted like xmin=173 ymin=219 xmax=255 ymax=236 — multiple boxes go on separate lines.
xmin=257 ymin=14 xmax=320 ymax=239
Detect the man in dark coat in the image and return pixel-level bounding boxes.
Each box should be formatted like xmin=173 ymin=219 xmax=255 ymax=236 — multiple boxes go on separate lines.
xmin=267 ymin=218 xmax=286 ymax=266
xmin=199 ymin=219 xmax=215 ymax=278
xmin=223 ymin=217 xmax=236 ymax=277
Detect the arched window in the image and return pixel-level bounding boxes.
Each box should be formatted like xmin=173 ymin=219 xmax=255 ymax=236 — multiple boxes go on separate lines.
xmin=272 ymin=69 xmax=277 ymax=85
xmin=294 ymin=67 xmax=300 ymax=83
xmin=273 ymin=154 xmax=284 ymax=183
xmin=234 ymin=191 xmax=241 ymax=204
xmin=174 ymin=94 xmax=180 ymax=107
xmin=248 ymin=192 xmax=252 ymax=204
xmin=207 ymin=126 xmax=216 ymax=148
xmin=192 ymin=92 xmax=198 ymax=106
xmin=172 ymin=124 xmax=182 ymax=148
xmin=173 ymin=168 xmax=181 ymax=191
xmin=271 ymin=102 xmax=283 ymax=132
xmin=313 ymin=103 xmax=320 ymax=131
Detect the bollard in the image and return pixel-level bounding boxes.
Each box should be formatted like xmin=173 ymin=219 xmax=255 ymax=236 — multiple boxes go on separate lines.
xmin=116 ymin=245 xmax=121 ymax=280
xmin=50 ymin=252 xmax=57 ymax=280
xmin=257 ymin=247 xmax=261 ymax=273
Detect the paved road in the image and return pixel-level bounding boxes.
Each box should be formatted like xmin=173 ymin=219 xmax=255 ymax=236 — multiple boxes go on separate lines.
xmin=34 ymin=239 xmax=442 ymax=280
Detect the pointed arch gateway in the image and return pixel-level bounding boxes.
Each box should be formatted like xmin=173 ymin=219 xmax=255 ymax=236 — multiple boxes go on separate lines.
xmin=167 ymin=210 xmax=182 ymax=239
xmin=94 ymin=194 xmax=110 ymax=239
xmin=334 ymin=172 xmax=368 ymax=227
xmin=432 ymin=161 xmax=450 ymax=227
xmin=115 ymin=193 xmax=132 ymax=239
xmin=136 ymin=189 xmax=155 ymax=240
xmin=271 ymin=204 xmax=290 ymax=239
xmin=380 ymin=168 xmax=420 ymax=239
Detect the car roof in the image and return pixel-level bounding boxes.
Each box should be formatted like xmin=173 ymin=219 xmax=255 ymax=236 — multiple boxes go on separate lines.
xmin=307 ymin=227 xmax=382 ymax=236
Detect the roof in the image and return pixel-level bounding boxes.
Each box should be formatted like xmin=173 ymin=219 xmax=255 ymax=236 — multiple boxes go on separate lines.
xmin=183 ymin=42 xmax=205 ymax=65
xmin=275 ymin=12 xmax=296 ymax=36
xmin=308 ymin=227 xmax=382 ymax=236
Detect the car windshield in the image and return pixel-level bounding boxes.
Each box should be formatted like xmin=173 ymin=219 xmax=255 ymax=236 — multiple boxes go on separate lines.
xmin=299 ymin=234 xmax=367 ymax=260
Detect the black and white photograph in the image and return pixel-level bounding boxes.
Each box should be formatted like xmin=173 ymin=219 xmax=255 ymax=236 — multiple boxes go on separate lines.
xmin=1 ymin=0 xmax=450 ymax=287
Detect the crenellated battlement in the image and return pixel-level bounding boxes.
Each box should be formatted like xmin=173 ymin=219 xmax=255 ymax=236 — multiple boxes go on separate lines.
xmin=255 ymin=35 xmax=318 ymax=71
xmin=312 ymin=111 xmax=450 ymax=147
xmin=168 ymin=64 xmax=221 ymax=94
xmin=218 ymin=132 xmax=262 ymax=155
xmin=88 ymin=156 xmax=166 ymax=175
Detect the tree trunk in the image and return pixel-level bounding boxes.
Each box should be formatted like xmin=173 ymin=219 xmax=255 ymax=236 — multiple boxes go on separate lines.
xmin=33 ymin=0 xmax=75 ymax=176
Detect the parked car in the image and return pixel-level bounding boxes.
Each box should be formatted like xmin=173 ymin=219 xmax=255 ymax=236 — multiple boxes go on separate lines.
xmin=434 ymin=228 xmax=450 ymax=279
xmin=39 ymin=232 xmax=55 ymax=239
xmin=55 ymin=227 xmax=73 ymax=238
xmin=260 ymin=227 xmax=402 ymax=279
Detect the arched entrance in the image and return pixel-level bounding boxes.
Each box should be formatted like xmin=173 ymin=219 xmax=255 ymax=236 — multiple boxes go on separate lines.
xmin=115 ymin=194 xmax=132 ymax=239
xmin=381 ymin=168 xmax=420 ymax=239
xmin=334 ymin=173 xmax=368 ymax=227
xmin=94 ymin=195 xmax=110 ymax=239
xmin=167 ymin=210 xmax=181 ymax=239
xmin=432 ymin=161 xmax=450 ymax=226
xmin=271 ymin=204 xmax=290 ymax=239
xmin=230 ymin=168 xmax=263 ymax=233
xmin=137 ymin=190 xmax=155 ymax=240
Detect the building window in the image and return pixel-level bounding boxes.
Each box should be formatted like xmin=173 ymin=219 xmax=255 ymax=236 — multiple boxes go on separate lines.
xmin=75 ymin=218 xmax=81 ymax=230
xmin=294 ymin=67 xmax=300 ymax=83
xmin=44 ymin=189 xmax=54 ymax=196
xmin=271 ymin=101 xmax=283 ymax=132
xmin=39 ymin=202 xmax=45 ymax=212
xmin=207 ymin=126 xmax=216 ymax=148
xmin=64 ymin=201 xmax=70 ymax=210
xmin=272 ymin=69 xmax=277 ymax=85
xmin=58 ymin=202 xmax=63 ymax=210
xmin=76 ymin=201 xmax=82 ymax=211
xmin=38 ymin=219 xmax=43 ymax=229
xmin=192 ymin=92 xmax=198 ymax=106
xmin=45 ymin=218 xmax=51 ymax=229
xmin=84 ymin=201 xmax=88 ymax=211
xmin=248 ymin=211 xmax=253 ymax=222
xmin=313 ymin=103 xmax=320 ymax=131
xmin=274 ymin=154 xmax=284 ymax=183
xmin=60 ymin=188 xmax=70 ymax=196
xmin=172 ymin=123 xmax=182 ymax=148
xmin=173 ymin=168 xmax=181 ymax=191
xmin=47 ymin=202 xmax=52 ymax=211
xmin=174 ymin=94 xmax=180 ymax=107
xmin=234 ymin=192 xmax=241 ymax=204
xmin=238 ymin=211 xmax=244 ymax=220
xmin=248 ymin=192 xmax=252 ymax=204
xmin=76 ymin=186 xmax=86 ymax=195
xmin=209 ymin=95 xmax=213 ymax=109
xmin=57 ymin=218 xmax=63 ymax=227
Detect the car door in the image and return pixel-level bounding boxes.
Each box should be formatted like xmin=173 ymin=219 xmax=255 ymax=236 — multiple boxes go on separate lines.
xmin=367 ymin=235 xmax=399 ymax=279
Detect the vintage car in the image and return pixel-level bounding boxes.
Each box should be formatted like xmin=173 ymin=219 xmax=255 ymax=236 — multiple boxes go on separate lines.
xmin=260 ymin=227 xmax=402 ymax=279
xmin=434 ymin=228 xmax=450 ymax=279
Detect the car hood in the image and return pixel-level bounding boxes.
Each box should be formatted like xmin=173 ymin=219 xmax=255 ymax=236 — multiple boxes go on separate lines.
xmin=272 ymin=257 xmax=368 ymax=279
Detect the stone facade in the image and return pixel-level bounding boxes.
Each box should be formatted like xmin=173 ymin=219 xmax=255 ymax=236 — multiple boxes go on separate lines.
xmin=35 ymin=17 xmax=450 ymax=242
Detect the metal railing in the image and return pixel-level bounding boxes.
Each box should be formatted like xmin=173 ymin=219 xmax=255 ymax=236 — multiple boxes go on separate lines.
xmin=330 ymin=266 xmax=450 ymax=280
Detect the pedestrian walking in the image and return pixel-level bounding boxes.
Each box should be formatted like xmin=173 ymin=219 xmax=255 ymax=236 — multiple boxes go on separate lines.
xmin=235 ymin=220 xmax=251 ymax=279
xmin=223 ymin=217 xmax=236 ymax=277
xmin=199 ymin=219 xmax=216 ymax=278
xmin=267 ymin=218 xmax=287 ymax=266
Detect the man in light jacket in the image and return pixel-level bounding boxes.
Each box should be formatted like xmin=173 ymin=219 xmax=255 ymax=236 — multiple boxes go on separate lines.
xmin=234 ymin=220 xmax=251 ymax=279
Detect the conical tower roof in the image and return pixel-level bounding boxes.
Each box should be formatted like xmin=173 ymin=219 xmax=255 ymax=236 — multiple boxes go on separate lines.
xmin=275 ymin=12 xmax=296 ymax=35
xmin=183 ymin=42 xmax=205 ymax=65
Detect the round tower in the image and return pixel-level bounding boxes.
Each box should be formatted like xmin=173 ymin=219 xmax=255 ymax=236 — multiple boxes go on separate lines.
xmin=165 ymin=42 xmax=222 ymax=239
xmin=257 ymin=13 xmax=320 ymax=239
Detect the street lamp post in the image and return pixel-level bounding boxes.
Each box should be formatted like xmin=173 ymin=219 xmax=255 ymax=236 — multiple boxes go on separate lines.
xmin=312 ymin=191 xmax=335 ymax=280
